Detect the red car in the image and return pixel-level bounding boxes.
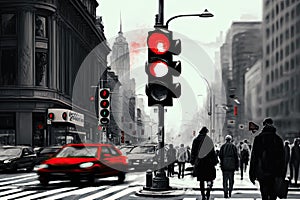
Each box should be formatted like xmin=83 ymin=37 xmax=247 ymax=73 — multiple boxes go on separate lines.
xmin=35 ymin=143 xmax=128 ymax=186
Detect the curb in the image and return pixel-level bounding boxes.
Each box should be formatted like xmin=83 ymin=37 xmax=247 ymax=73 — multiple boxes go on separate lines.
xmin=135 ymin=187 xmax=186 ymax=197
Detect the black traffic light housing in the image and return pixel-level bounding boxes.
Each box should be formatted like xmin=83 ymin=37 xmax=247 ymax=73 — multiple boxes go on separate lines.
xmin=99 ymin=88 xmax=110 ymax=125
xmin=145 ymin=28 xmax=181 ymax=107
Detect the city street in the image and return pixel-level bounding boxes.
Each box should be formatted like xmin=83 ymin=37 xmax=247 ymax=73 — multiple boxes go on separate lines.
xmin=0 ymin=164 xmax=299 ymax=200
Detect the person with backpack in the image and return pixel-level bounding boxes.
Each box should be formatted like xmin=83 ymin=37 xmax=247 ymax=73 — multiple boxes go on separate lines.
xmin=191 ymin=126 xmax=219 ymax=200
xmin=177 ymin=143 xmax=187 ymax=179
xmin=249 ymin=118 xmax=285 ymax=200
xmin=219 ymin=135 xmax=239 ymax=198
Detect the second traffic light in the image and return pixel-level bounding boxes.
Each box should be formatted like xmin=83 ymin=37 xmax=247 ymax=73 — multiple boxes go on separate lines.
xmin=145 ymin=28 xmax=181 ymax=107
xmin=99 ymin=88 xmax=110 ymax=125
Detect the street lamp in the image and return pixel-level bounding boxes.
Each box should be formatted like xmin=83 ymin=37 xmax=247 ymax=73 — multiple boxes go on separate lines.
xmin=165 ymin=9 xmax=214 ymax=28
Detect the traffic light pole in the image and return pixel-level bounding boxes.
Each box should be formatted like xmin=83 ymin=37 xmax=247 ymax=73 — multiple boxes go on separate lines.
xmin=151 ymin=105 xmax=170 ymax=190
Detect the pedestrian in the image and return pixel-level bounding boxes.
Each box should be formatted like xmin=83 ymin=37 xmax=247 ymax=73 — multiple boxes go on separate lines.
xmin=284 ymin=140 xmax=291 ymax=179
xmin=166 ymin=144 xmax=176 ymax=177
xmin=177 ymin=143 xmax=187 ymax=179
xmin=218 ymin=135 xmax=239 ymax=198
xmin=249 ymin=118 xmax=285 ymax=200
xmin=191 ymin=126 xmax=218 ymax=200
xmin=240 ymin=139 xmax=250 ymax=180
xmin=186 ymin=146 xmax=191 ymax=163
xmin=290 ymin=138 xmax=300 ymax=185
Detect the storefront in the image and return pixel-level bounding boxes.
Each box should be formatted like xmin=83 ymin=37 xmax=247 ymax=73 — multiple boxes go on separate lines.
xmin=47 ymin=109 xmax=85 ymax=146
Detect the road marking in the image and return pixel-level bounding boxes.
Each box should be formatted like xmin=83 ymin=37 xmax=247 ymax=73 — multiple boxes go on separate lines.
xmin=14 ymin=180 xmax=40 ymax=186
xmin=102 ymin=186 xmax=141 ymax=200
xmin=0 ymin=175 xmax=38 ymax=185
xmin=215 ymin=198 xmax=254 ymax=200
xmin=182 ymin=198 xmax=197 ymax=200
xmin=40 ymin=186 xmax=106 ymax=200
xmin=0 ymin=174 xmax=36 ymax=182
xmin=79 ymin=185 xmax=127 ymax=200
xmin=0 ymin=189 xmax=23 ymax=196
xmin=0 ymin=186 xmax=18 ymax=190
xmin=16 ymin=187 xmax=77 ymax=200
xmin=1 ymin=190 xmax=36 ymax=200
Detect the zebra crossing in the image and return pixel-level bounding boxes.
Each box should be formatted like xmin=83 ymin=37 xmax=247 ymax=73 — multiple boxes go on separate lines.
xmin=0 ymin=173 xmax=300 ymax=199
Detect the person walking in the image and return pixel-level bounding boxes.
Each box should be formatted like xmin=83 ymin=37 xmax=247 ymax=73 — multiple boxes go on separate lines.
xmin=284 ymin=140 xmax=291 ymax=179
xmin=191 ymin=127 xmax=218 ymax=200
xmin=240 ymin=139 xmax=250 ymax=180
xmin=290 ymin=138 xmax=300 ymax=185
xmin=177 ymin=143 xmax=187 ymax=179
xmin=219 ymin=135 xmax=239 ymax=198
xmin=249 ymin=118 xmax=285 ymax=200
xmin=166 ymin=144 xmax=177 ymax=177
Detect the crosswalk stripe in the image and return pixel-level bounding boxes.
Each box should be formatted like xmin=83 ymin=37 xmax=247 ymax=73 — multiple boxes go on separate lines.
xmin=0 ymin=175 xmax=38 ymax=185
xmin=14 ymin=180 xmax=40 ymax=186
xmin=102 ymin=186 xmax=141 ymax=200
xmin=0 ymin=189 xmax=23 ymax=196
xmin=1 ymin=190 xmax=37 ymax=200
xmin=15 ymin=187 xmax=77 ymax=200
xmin=182 ymin=198 xmax=197 ymax=200
xmin=40 ymin=186 xmax=105 ymax=200
xmin=0 ymin=186 xmax=18 ymax=190
xmin=0 ymin=174 xmax=36 ymax=182
xmin=79 ymin=185 xmax=127 ymax=200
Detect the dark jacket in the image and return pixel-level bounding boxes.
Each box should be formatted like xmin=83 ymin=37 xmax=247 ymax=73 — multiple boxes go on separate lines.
xmin=284 ymin=144 xmax=290 ymax=164
xmin=290 ymin=143 xmax=300 ymax=164
xmin=219 ymin=141 xmax=239 ymax=171
xmin=191 ymin=132 xmax=218 ymax=181
xmin=249 ymin=125 xmax=285 ymax=182
xmin=166 ymin=147 xmax=176 ymax=163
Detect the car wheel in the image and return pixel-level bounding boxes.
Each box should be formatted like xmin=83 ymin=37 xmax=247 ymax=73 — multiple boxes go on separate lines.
xmin=70 ymin=177 xmax=80 ymax=184
xmin=88 ymin=176 xmax=95 ymax=185
xmin=39 ymin=176 xmax=49 ymax=186
xmin=117 ymin=172 xmax=126 ymax=183
xmin=26 ymin=165 xmax=34 ymax=172
xmin=8 ymin=163 xmax=17 ymax=173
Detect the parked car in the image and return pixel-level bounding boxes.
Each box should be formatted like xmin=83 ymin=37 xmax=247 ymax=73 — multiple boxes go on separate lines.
xmin=0 ymin=146 xmax=37 ymax=172
xmin=34 ymin=143 xmax=128 ymax=186
xmin=34 ymin=146 xmax=62 ymax=165
xmin=127 ymin=143 xmax=159 ymax=171
xmin=119 ymin=145 xmax=137 ymax=155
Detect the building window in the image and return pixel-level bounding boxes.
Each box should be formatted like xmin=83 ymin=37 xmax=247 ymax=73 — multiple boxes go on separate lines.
xmin=266 ymin=28 xmax=270 ymax=38
xmin=291 ymin=58 xmax=295 ymax=69
xmin=285 ymin=61 xmax=289 ymax=72
xmin=280 ymin=17 xmax=284 ymax=27
xmin=297 ymin=3 xmax=300 ymax=16
xmin=35 ymin=16 xmax=47 ymax=38
xmin=266 ymin=74 xmax=270 ymax=84
xmin=285 ymin=45 xmax=290 ymax=57
xmin=286 ymin=0 xmax=290 ymax=7
xmin=0 ymin=113 xmax=16 ymax=145
xmin=35 ymin=52 xmax=48 ymax=86
xmin=266 ymin=59 xmax=270 ymax=68
xmin=285 ymin=13 xmax=289 ymax=23
xmin=280 ymin=65 xmax=283 ymax=76
xmin=0 ymin=49 xmax=17 ymax=85
xmin=291 ymin=42 xmax=295 ymax=53
xmin=280 ymin=49 xmax=283 ymax=60
xmin=281 ymin=1 xmax=284 ymax=10
xmin=291 ymin=26 xmax=294 ymax=38
xmin=0 ymin=14 xmax=16 ymax=35
xmin=271 ymin=71 xmax=274 ymax=82
xmin=275 ymin=68 xmax=279 ymax=80
xmin=275 ymin=37 xmax=278 ymax=48
xmin=280 ymin=34 xmax=283 ymax=44
xmin=266 ymin=45 xmax=270 ymax=54
xmin=285 ymin=29 xmax=289 ymax=40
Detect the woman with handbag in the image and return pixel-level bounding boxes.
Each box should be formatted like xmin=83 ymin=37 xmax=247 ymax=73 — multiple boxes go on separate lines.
xmin=191 ymin=126 xmax=219 ymax=200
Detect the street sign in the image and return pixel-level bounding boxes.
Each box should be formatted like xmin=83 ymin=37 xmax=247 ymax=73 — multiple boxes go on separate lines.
xmin=227 ymin=119 xmax=235 ymax=125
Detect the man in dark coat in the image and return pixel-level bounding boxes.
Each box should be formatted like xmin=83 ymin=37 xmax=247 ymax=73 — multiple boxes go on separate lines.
xmin=290 ymin=138 xmax=300 ymax=185
xmin=284 ymin=140 xmax=290 ymax=179
xmin=166 ymin=144 xmax=177 ymax=177
xmin=249 ymin=118 xmax=285 ymax=200
xmin=219 ymin=135 xmax=239 ymax=198
xmin=191 ymin=126 xmax=218 ymax=200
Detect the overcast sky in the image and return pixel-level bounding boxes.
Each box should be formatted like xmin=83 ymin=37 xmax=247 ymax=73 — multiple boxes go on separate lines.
xmin=96 ymin=0 xmax=262 ymax=141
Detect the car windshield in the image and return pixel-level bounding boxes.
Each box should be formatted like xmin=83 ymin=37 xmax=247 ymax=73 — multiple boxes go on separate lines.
xmin=119 ymin=147 xmax=134 ymax=154
xmin=0 ymin=147 xmax=22 ymax=156
xmin=130 ymin=146 xmax=155 ymax=154
xmin=40 ymin=147 xmax=61 ymax=155
xmin=55 ymin=146 xmax=98 ymax=158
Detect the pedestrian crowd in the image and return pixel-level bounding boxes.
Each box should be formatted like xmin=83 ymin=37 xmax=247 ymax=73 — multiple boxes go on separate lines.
xmin=164 ymin=117 xmax=298 ymax=200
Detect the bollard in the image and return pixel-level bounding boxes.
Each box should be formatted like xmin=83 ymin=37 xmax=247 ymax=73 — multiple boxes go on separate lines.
xmin=146 ymin=169 xmax=153 ymax=188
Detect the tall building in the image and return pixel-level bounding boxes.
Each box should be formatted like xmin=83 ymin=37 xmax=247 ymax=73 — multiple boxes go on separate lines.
xmin=110 ymin=18 xmax=138 ymax=144
xmin=262 ymin=0 xmax=300 ymax=139
xmin=221 ymin=22 xmax=262 ymax=142
xmin=0 ymin=0 xmax=110 ymax=146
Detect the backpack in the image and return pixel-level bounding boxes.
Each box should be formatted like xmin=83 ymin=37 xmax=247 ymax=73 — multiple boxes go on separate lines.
xmin=241 ymin=149 xmax=249 ymax=162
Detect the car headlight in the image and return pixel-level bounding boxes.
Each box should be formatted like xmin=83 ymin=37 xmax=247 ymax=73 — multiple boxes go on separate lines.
xmin=4 ymin=160 xmax=11 ymax=164
xmin=79 ymin=162 xmax=94 ymax=168
xmin=34 ymin=164 xmax=49 ymax=171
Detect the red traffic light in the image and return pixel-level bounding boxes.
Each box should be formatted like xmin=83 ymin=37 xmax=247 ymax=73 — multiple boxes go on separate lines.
xmin=147 ymin=32 xmax=170 ymax=54
xmin=100 ymin=100 xmax=109 ymax=108
xmin=100 ymin=89 xmax=109 ymax=99
xmin=62 ymin=112 xmax=67 ymax=120
xmin=48 ymin=113 xmax=54 ymax=120
xmin=234 ymin=105 xmax=238 ymax=116
xmin=149 ymin=61 xmax=168 ymax=77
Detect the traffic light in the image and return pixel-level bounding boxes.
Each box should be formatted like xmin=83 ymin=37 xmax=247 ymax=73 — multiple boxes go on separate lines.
xmin=62 ymin=112 xmax=67 ymax=120
xmin=145 ymin=28 xmax=181 ymax=106
xmin=48 ymin=113 xmax=54 ymax=120
xmin=99 ymin=88 xmax=110 ymax=125
xmin=121 ymin=131 xmax=125 ymax=143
